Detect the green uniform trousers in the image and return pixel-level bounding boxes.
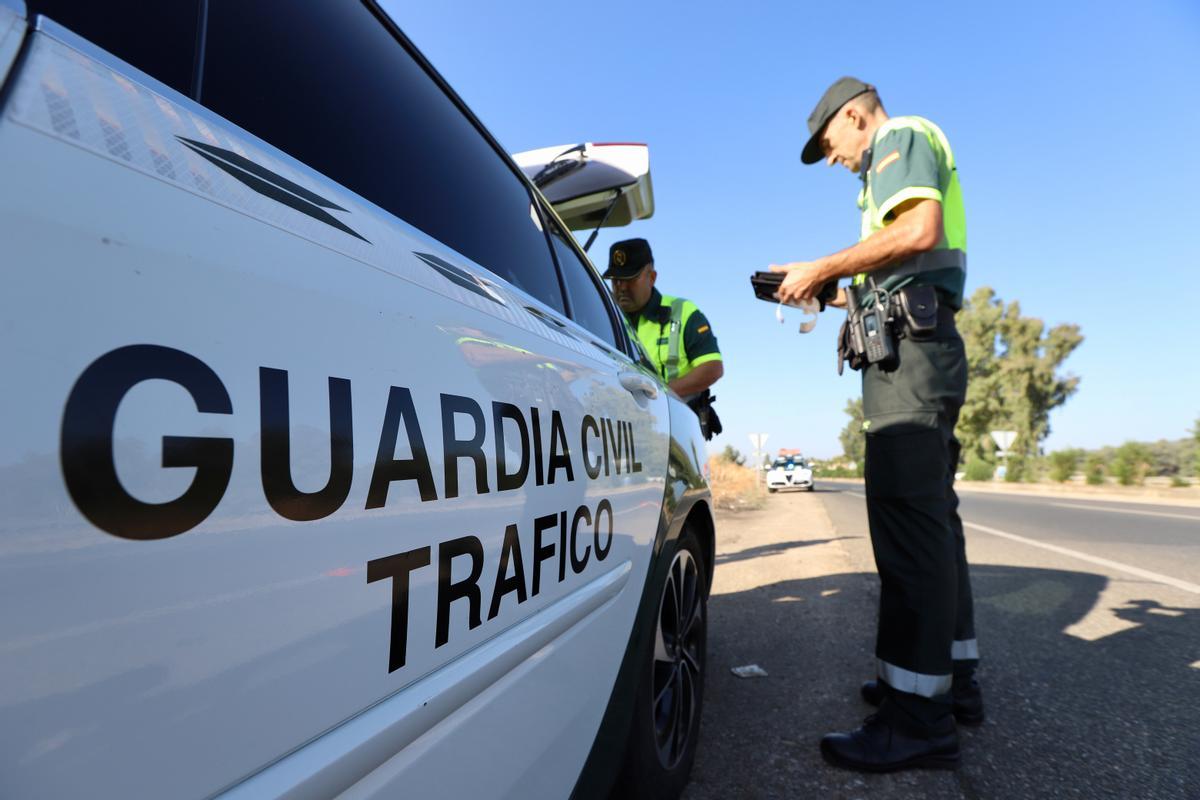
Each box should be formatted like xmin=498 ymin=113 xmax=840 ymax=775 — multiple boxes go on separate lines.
xmin=861 ymin=323 xmax=976 ymax=731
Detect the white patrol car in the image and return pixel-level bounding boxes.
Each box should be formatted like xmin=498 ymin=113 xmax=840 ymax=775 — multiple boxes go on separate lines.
xmin=0 ymin=2 xmax=714 ymax=798
xmin=766 ymin=455 xmax=815 ymax=492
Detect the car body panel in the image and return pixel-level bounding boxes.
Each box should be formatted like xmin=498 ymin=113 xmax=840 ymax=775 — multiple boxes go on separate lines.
xmin=0 ymin=21 xmax=684 ymax=799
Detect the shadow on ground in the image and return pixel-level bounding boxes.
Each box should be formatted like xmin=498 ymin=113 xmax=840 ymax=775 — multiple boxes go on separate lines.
xmin=685 ymin=565 xmax=1200 ymax=800
xmin=715 ymin=537 xmax=862 ymax=567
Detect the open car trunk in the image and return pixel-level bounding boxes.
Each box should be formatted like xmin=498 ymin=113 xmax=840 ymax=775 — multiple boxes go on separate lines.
xmin=512 ymin=142 xmax=654 ymax=232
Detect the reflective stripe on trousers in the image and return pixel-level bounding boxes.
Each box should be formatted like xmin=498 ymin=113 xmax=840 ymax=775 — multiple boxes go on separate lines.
xmin=952 ymin=638 xmax=979 ymax=660
xmin=877 ymin=659 xmax=953 ymax=698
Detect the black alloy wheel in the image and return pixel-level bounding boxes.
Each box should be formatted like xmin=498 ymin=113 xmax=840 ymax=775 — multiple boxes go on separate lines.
xmin=651 ymin=543 xmax=704 ymax=771
xmin=615 ymin=528 xmax=708 ymax=799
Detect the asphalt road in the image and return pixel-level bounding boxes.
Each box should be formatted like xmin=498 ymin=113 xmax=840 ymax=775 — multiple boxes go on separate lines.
xmin=683 ymin=486 xmax=1200 ymax=800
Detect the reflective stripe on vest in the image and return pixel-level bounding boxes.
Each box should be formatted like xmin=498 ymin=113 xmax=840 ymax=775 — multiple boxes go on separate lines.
xmin=664 ymin=298 xmax=686 ymax=381
xmin=854 ymin=116 xmax=966 ymax=290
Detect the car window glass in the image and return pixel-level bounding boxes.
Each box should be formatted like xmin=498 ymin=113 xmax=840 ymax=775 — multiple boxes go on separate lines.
xmin=544 ymin=214 xmax=619 ymax=348
xmin=200 ymin=0 xmax=564 ymax=313
xmin=29 ymin=0 xmax=200 ymax=96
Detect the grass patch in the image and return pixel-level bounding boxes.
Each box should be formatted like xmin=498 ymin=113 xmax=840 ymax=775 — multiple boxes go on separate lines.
xmin=707 ymin=457 xmax=767 ymax=511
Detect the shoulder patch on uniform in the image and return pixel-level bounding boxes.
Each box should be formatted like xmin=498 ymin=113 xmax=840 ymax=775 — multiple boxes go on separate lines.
xmin=697 ymin=324 xmax=710 ymax=334
xmin=875 ymin=150 xmax=901 ymax=174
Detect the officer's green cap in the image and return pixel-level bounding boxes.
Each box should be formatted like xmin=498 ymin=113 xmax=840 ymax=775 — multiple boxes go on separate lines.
xmin=801 ymin=76 xmax=875 ymax=165
xmin=604 ymin=238 xmax=653 ymax=279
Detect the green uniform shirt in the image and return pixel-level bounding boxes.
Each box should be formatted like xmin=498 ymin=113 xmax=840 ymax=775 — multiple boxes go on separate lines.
xmin=856 ymin=115 xmax=967 ymax=309
xmin=627 ymin=288 xmax=722 ymax=383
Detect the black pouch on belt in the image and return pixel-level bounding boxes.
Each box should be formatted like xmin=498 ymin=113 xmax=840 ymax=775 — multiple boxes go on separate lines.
xmin=897 ymin=284 xmax=939 ymax=340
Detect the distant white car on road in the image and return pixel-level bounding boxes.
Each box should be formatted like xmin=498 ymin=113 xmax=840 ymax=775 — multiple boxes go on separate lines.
xmin=766 ymin=456 xmax=814 ymax=492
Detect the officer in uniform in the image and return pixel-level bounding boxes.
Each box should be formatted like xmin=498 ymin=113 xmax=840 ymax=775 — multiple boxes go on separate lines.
xmin=603 ymin=238 xmax=724 ymax=432
xmin=771 ymin=77 xmax=982 ymax=771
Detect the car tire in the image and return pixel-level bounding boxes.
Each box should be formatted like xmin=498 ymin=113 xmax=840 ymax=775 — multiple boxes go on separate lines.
xmin=614 ymin=528 xmax=708 ymax=799
xmin=806 ymin=484 xmax=815 ymax=492
xmin=767 ymin=487 xmax=777 ymax=493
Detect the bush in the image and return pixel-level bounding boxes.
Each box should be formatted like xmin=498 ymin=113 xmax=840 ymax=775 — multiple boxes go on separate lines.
xmin=1048 ymin=449 xmax=1081 ymax=482
xmin=1003 ymin=455 xmax=1032 ymax=482
xmin=1110 ymin=441 xmax=1150 ymax=486
xmin=1084 ymin=454 xmax=1106 ymax=485
xmin=963 ymin=459 xmax=994 ymax=481
xmin=1171 ymin=475 xmax=1190 ymax=488
xmin=707 ymin=457 xmax=766 ymax=511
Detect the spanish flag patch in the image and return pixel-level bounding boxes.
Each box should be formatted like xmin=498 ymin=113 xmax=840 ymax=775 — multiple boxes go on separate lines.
xmin=697 ymin=325 xmax=710 ymax=334
xmin=875 ymin=150 xmax=901 ymax=174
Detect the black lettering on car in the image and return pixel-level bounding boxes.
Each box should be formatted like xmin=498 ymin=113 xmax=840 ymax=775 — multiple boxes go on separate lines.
xmin=435 ymin=535 xmax=485 ymax=648
xmin=366 ymin=385 xmax=438 ymax=506
xmin=547 ymin=409 xmax=574 ymax=484
xmin=531 ymin=512 xmax=558 ymax=596
xmin=604 ymin=418 xmax=625 ymax=475
xmin=487 ymin=523 xmax=528 ymax=620
xmin=627 ymin=421 xmax=644 ymax=473
xmin=440 ymin=394 xmax=489 ymax=499
xmin=259 ymin=368 xmax=354 ymax=521
xmin=492 ymin=401 xmax=530 ymax=492
xmin=581 ymin=415 xmax=602 ymax=479
xmin=61 ymin=344 xmax=234 ymax=540
xmin=367 ymin=546 xmax=433 ymax=673
xmin=558 ymin=509 xmax=569 ymax=582
xmin=594 ymin=498 xmax=613 ymax=561
xmin=570 ymin=505 xmax=592 ymax=574
xmin=530 ymin=406 xmax=545 ymax=486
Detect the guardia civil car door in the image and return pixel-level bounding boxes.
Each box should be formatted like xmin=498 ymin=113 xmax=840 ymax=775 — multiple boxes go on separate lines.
xmin=0 ymin=1 xmax=714 ymax=798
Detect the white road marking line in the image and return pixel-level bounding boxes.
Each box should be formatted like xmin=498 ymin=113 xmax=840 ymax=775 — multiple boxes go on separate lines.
xmin=964 ymin=521 xmax=1200 ymax=596
xmin=835 ymin=489 xmax=1200 ymax=595
xmin=1049 ymin=502 xmax=1200 ymax=522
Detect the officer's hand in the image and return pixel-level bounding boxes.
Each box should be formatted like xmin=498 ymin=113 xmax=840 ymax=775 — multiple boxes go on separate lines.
xmin=770 ymin=261 xmax=824 ymax=304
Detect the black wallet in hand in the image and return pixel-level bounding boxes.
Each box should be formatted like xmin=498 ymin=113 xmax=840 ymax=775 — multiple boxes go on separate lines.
xmin=749 ymin=272 xmax=837 ymax=310
xmin=750 ymin=271 xmax=783 ymax=302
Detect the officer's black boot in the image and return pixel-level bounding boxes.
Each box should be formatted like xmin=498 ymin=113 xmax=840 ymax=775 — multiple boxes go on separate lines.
xmin=820 ymin=702 xmax=959 ymax=773
xmin=861 ymin=678 xmax=985 ymax=726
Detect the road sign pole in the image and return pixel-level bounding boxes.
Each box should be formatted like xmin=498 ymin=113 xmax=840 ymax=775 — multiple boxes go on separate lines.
xmin=990 ymin=431 xmax=1017 ymax=479
xmin=749 ymin=433 xmax=769 ymax=472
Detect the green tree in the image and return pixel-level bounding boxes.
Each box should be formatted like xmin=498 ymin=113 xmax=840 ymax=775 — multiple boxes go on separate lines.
xmin=719 ymin=445 xmax=746 ymax=466
xmin=957 ymin=287 xmax=1084 ymax=466
xmin=1084 ymin=453 xmax=1106 ymax=485
xmin=839 ymin=397 xmax=866 ymax=477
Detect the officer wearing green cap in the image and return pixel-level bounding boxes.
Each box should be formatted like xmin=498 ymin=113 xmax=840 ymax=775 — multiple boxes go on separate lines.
xmin=604 ymin=238 xmax=724 ymax=433
xmin=770 ymin=77 xmax=982 ymax=772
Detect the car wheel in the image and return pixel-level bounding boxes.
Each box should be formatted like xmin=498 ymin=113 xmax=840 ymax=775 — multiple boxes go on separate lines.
xmin=806 ymin=484 xmax=815 ymax=492
xmin=767 ymin=487 xmax=777 ymax=493
xmin=616 ymin=528 xmax=707 ymax=799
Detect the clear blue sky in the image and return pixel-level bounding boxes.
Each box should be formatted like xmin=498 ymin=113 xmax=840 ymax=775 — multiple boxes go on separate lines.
xmin=386 ymin=0 xmax=1200 ymax=459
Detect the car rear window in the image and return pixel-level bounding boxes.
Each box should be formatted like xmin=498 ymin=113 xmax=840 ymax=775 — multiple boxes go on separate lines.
xmin=199 ymin=0 xmax=565 ymax=313
xmin=28 ymin=0 xmax=200 ymax=96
